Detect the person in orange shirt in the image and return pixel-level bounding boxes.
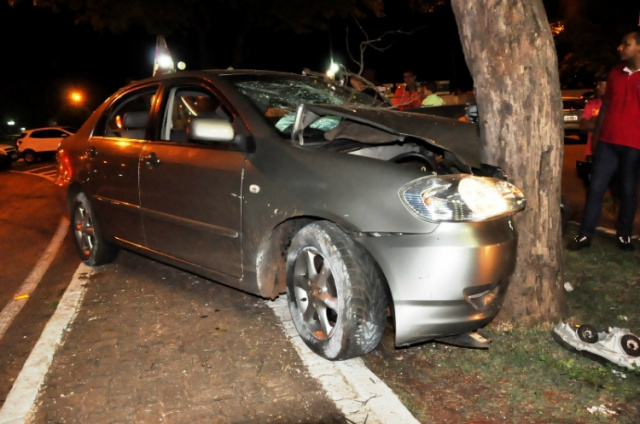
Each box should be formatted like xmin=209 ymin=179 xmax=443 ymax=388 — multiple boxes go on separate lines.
xmin=392 ymin=70 xmax=422 ymax=110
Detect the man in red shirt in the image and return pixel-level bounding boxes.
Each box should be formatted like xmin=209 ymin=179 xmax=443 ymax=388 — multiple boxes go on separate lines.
xmin=569 ymin=28 xmax=640 ymax=251
xmin=392 ymin=70 xmax=422 ymax=110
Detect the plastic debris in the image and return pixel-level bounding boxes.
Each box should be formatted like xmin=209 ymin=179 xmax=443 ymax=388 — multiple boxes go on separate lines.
xmin=552 ymin=322 xmax=640 ymax=370
xmin=587 ymin=404 xmax=617 ymax=416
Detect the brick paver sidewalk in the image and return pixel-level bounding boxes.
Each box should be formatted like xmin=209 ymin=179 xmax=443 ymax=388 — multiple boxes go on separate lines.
xmin=27 ymin=251 xmax=347 ymax=423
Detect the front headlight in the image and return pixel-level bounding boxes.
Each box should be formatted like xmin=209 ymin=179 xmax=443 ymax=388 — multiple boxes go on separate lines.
xmin=399 ymin=174 xmax=526 ymax=222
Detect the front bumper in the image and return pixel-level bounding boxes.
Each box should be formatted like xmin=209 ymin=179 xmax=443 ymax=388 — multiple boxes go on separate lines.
xmin=355 ymin=217 xmax=517 ymax=347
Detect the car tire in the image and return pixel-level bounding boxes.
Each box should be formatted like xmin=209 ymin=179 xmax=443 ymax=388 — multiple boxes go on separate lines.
xmin=577 ymin=324 xmax=598 ymax=343
xmin=286 ymin=221 xmax=388 ymax=361
xmin=71 ymin=192 xmax=118 ymax=266
xmin=621 ymin=334 xmax=640 ymax=357
xmin=22 ymin=150 xmax=37 ymax=164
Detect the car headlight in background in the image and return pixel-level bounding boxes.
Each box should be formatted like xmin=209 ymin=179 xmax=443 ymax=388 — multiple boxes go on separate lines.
xmin=399 ymin=174 xmax=526 ymax=222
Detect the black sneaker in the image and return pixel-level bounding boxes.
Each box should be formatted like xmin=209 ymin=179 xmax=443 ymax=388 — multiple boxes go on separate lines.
xmin=567 ymin=234 xmax=591 ymax=251
xmin=617 ymin=236 xmax=635 ymax=252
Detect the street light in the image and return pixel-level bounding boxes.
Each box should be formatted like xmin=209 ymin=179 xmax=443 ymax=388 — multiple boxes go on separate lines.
xmin=326 ymin=62 xmax=340 ymax=79
xmin=68 ymin=90 xmax=85 ymax=106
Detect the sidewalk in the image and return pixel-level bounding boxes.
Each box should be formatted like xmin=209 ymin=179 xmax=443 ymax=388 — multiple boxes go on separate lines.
xmin=13 ymin=253 xmax=349 ymax=424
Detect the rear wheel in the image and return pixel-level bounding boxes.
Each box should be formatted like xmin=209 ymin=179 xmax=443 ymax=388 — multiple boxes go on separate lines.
xmin=621 ymin=334 xmax=640 ymax=357
xmin=286 ymin=221 xmax=388 ymax=361
xmin=71 ymin=192 xmax=118 ymax=266
xmin=23 ymin=150 xmax=37 ymax=164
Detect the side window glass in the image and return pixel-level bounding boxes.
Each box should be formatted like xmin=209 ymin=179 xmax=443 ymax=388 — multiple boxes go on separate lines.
xmin=160 ymin=87 xmax=230 ymax=142
xmin=42 ymin=130 xmax=64 ymax=137
xmin=101 ymin=87 xmax=158 ymax=140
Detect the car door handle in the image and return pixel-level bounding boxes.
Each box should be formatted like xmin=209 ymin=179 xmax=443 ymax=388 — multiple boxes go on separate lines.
xmin=85 ymin=146 xmax=98 ymax=158
xmin=142 ymin=152 xmax=161 ymax=167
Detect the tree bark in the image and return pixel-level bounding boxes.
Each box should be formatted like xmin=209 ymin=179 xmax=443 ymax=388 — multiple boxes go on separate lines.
xmin=450 ymin=0 xmax=566 ymax=325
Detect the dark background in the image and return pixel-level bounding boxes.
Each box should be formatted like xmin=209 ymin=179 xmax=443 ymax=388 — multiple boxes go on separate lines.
xmin=0 ymin=0 xmax=638 ymax=133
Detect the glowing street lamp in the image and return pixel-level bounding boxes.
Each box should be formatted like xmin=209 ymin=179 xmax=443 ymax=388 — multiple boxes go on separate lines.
xmin=326 ymin=62 xmax=340 ymax=79
xmin=68 ymin=90 xmax=84 ymax=106
xmin=153 ymin=35 xmax=176 ymax=76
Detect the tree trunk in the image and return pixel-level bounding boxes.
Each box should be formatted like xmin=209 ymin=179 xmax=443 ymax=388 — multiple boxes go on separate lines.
xmin=450 ymin=0 xmax=566 ymax=325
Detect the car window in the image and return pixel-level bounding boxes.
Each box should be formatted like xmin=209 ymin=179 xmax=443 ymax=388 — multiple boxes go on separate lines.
xmin=97 ymin=86 xmax=159 ymax=140
xmin=31 ymin=129 xmax=68 ymax=138
xmin=562 ymin=98 xmax=585 ymax=110
xmin=159 ymin=87 xmax=231 ymax=143
xmin=225 ymin=74 xmax=384 ymax=136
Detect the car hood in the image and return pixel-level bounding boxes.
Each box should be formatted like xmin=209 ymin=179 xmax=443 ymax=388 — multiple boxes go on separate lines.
xmin=295 ymin=104 xmax=482 ymax=169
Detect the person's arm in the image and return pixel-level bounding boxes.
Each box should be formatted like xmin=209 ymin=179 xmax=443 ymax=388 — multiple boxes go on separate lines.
xmin=591 ymin=99 xmax=609 ymax=153
xmin=579 ymin=104 xmax=597 ymax=133
xmin=579 ymin=118 xmax=597 ymax=133
xmin=392 ymin=87 xmax=403 ymax=107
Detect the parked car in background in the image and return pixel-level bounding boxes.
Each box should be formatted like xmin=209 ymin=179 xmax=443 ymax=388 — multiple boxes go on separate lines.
xmin=0 ymin=143 xmax=19 ymax=169
xmin=56 ymin=69 xmax=526 ymax=361
xmin=562 ymin=97 xmax=586 ymax=135
xmin=16 ymin=126 xmax=76 ymax=164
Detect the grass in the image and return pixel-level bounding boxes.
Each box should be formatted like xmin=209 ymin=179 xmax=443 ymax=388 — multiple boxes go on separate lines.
xmin=362 ymin=222 xmax=640 ymax=424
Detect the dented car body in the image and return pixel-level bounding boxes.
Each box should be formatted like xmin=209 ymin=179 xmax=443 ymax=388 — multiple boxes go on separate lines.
xmin=55 ymin=70 xmax=525 ymax=360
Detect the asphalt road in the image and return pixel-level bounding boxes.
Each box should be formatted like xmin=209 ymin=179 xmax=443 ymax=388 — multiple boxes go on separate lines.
xmin=0 ymin=164 xmax=79 ymax=409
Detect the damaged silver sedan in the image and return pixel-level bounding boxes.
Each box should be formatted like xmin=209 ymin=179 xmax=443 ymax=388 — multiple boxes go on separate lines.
xmin=55 ymin=70 xmax=525 ymax=360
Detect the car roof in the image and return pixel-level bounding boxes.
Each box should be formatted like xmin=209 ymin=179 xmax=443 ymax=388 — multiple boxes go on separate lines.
xmin=127 ymin=69 xmax=315 ymax=86
xmin=23 ymin=126 xmax=76 ymax=132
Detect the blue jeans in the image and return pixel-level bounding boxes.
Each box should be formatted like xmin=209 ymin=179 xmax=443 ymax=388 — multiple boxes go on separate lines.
xmin=579 ymin=142 xmax=640 ymax=237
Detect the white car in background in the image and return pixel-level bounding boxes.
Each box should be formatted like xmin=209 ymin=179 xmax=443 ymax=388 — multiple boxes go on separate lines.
xmin=16 ymin=126 xmax=75 ymax=164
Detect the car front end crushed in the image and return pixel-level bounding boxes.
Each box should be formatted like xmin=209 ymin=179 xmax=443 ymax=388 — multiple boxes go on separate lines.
xmin=355 ymin=217 xmax=517 ymax=346
xmin=273 ymin=99 xmax=526 ymax=351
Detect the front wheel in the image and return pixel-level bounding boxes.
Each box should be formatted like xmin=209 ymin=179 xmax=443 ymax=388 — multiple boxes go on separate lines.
xmin=71 ymin=192 xmax=118 ymax=266
xmin=286 ymin=221 xmax=388 ymax=361
xmin=577 ymin=324 xmax=598 ymax=343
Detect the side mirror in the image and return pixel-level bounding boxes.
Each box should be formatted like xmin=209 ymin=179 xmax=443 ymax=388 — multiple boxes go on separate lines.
xmin=188 ymin=118 xmax=235 ymax=142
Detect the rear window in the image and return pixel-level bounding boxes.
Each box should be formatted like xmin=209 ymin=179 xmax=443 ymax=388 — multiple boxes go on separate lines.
xmin=563 ymin=99 xmax=585 ymax=110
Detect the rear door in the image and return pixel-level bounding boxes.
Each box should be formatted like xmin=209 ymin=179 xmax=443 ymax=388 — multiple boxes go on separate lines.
xmin=82 ymin=85 xmax=159 ymax=247
xmin=138 ymin=84 xmax=244 ymax=278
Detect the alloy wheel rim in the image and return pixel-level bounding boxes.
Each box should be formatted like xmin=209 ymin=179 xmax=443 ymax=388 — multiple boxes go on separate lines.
xmin=292 ymin=247 xmax=339 ymax=340
xmin=73 ymin=205 xmax=95 ymax=257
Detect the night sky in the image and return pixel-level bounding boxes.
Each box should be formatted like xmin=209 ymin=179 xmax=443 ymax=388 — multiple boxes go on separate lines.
xmin=0 ymin=2 xmax=471 ymax=132
xmin=1 ymin=3 xmax=158 ymax=131
xmin=0 ymin=1 xmax=637 ymax=133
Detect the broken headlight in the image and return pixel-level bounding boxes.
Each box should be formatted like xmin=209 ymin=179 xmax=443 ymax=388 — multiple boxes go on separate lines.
xmin=399 ymin=174 xmax=526 ymax=222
